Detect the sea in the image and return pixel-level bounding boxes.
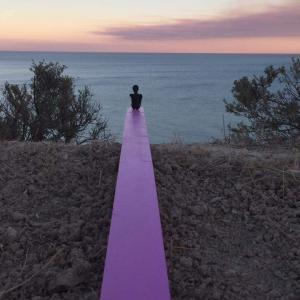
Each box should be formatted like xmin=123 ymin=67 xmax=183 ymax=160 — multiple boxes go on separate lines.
xmin=0 ymin=52 xmax=297 ymax=143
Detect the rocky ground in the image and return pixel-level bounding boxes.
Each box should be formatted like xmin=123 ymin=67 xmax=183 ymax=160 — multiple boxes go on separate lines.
xmin=153 ymin=144 xmax=300 ymax=300
xmin=0 ymin=141 xmax=299 ymax=299
xmin=0 ymin=141 xmax=120 ymax=300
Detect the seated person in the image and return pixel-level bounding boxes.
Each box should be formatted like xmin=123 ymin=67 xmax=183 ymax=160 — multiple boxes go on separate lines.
xmin=130 ymin=85 xmax=142 ymax=110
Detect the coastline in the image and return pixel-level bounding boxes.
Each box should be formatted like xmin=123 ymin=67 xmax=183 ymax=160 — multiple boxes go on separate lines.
xmin=0 ymin=141 xmax=299 ymax=299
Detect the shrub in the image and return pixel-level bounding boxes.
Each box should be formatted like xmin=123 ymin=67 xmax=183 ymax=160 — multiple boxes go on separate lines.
xmin=0 ymin=61 xmax=108 ymax=143
xmin=224 ymin=58 xmax=300 ymax=145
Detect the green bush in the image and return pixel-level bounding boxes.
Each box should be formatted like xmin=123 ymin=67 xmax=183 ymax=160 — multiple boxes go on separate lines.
xmin=224 ymin=58 xmax=300 ymax=145
xmin=0 ymin=61 xmax=108 ymax=143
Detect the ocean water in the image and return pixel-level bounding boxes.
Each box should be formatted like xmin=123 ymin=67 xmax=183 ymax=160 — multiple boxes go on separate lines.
xmin=0 ymin=52 xmax=296 ymax=143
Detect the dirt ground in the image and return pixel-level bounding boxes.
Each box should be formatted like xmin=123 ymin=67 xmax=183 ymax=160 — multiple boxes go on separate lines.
xmin=153 ymin=144 xmax=300 ymax=300
xmin=0 ymin=141 xmax=299 ymax=299
xmin=0 ymin=141 xmax=120 ymax=300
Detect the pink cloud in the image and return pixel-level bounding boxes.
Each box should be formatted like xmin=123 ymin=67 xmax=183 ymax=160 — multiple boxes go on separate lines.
xmin=94 ymin=3 xmax=300 ymax=40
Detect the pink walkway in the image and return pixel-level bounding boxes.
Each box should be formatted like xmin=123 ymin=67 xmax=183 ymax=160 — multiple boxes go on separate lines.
xmin=100 ymin=108 xmax=170 ymax=300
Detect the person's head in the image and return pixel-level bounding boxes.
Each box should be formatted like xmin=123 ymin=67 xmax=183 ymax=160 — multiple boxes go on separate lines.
xmin=132 ymin=85 xmax=139 ymax=93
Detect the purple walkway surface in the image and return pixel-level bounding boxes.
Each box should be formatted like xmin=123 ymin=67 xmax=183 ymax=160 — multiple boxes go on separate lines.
xmin=100 ymin=108 xmax=171 ymax=300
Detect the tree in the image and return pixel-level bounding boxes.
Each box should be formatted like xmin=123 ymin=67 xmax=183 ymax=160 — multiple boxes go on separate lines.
xmin=0 ymin=61 xmax=108 ymax=143
xmin=224 ymin=58 xmax=300 ymax=145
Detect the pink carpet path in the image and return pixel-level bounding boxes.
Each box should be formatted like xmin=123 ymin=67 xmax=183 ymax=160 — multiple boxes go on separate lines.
xmin=100 ymin=108 xmax=171 ymax=300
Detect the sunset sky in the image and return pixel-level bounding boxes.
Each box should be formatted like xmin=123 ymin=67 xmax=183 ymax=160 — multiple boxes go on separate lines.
xmin=0 ymin=0 xmax=299 ymax=53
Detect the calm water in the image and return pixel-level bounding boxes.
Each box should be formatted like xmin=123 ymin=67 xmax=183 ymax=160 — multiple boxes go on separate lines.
xmin=0 ymin=52 xmax=296 ymax=143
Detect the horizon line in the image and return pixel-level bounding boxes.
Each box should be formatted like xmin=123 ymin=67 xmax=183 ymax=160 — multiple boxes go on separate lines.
xmin=0 ymin=50 xmax=299 ymax=56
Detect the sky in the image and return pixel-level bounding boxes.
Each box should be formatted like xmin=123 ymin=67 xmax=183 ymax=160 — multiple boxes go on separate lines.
xmin=0 ymin=0 xmax=299 ymax=53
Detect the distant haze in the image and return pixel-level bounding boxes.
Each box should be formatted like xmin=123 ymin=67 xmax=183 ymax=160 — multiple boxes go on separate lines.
xmin=0 ymin=0 xmax=299 ymax=53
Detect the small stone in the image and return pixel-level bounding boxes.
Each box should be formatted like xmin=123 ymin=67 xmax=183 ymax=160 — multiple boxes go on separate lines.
xmin=6 ymin=227 xmax=18 ymax=241
xmin=194 ymin=204 xmax=207 ymax=216
xmin=49 ymin=268 xmax=76 ymax=292
xmin=10 ymin=243 xmax=19 ymax=252
xmin=224 ymin=268 xmax=237 ymax=277
xmin=5 ymin=260 xmax=13 ymax=267
xmin=49 ymin=261 xmax=89 ymax=293
xmin=257 ymin=283 xmax=271 ymax=293
xmin=70 ymin=248 xmax=84 ymax=260
xmin=254 ymin=170 xmax=264 ymax=177
xmin=195 ymin=286 xmax=207 ymax=297
xmin=180 ymin=257 xmax=193 ymax=268
xmin=263 ymin=231 xmax=274 ymax=242
xmin=70 ymin=222 xmax=83 ymax=241
xmin=231 ymin=285 xmax=242 ymax=292
xmin=11 ymin=211 xmax=26 ymax=222
xmin=246 ymin=222 xmax=255 ymax=232
xmin=241 ymin=190 xmax=248 ymax=198
xmin=212 ymin=288 xmax=222 ymax=299
xmin=211 ymin=197 xmax=222 ymax=204
xmin=16 ymin=249 xmax=24 ymax=257
xmin=235 ymin=183 xmax=243 ymax=191
xmin=268 ymin=288 xmax=282 ymax=298
xmin=50 ymin=294 xmax=61 ymax=300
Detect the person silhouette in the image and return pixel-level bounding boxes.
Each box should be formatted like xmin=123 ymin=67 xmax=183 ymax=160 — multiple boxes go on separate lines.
xmin=130 ymin=85 xmax=142 ymax=110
